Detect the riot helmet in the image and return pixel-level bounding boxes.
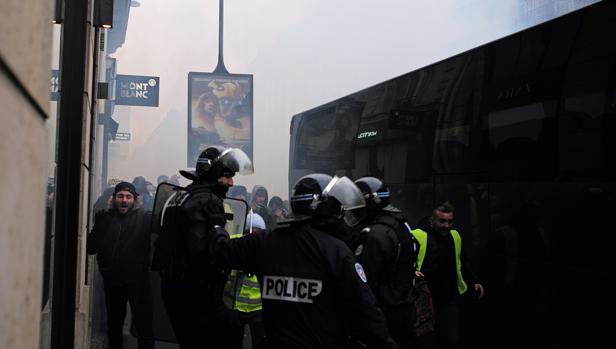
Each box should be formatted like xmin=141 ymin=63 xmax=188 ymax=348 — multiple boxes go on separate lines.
xmin=291 ymin=173 xmax=333 ymax=217
xmin=354 ymin=177 xmax=390 ymax=212
xmin=291 ymin=174 xmax=366 ymax=227
xmin=180 ymin=146 xmax=253 ymax=183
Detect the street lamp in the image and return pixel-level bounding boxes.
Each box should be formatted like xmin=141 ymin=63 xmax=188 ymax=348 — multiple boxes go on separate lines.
xmin=52 ymin=0 xmax=62 ymax=24
xmin=93 ymin=0 xmax=114 ymax=28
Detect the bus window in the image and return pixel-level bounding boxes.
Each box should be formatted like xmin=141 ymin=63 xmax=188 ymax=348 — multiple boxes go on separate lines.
xmin=430 ymin=54 xmax=485 ymax=174
xmin=487 ymin=102 xmax=557 ymax=181
xmin=293 ymin=100 xmax=363 ymax=172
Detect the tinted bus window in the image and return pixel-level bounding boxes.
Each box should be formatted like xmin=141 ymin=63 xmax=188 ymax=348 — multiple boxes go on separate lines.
xmin=293 ymin=100 xmax=362 ymax=172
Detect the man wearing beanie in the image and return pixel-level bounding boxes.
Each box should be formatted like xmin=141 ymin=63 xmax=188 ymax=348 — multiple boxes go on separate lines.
xmin=87 ymin=181 xmax=154 ymax=349
xmin=152 ymin=146 xmax=253 ymax=348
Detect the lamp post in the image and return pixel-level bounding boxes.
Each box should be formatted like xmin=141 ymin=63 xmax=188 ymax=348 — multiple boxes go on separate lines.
xmin=214 ymin=0 xmax=229 ymax=74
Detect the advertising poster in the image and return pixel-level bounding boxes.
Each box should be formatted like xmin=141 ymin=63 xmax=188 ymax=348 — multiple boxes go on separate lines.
xmin=187 ymin=72 xmax=253 ymax=166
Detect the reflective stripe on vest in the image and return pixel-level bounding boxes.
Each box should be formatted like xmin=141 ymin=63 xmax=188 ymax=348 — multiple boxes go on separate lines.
xmin=411 ymin=228 xmax=468 ymax=295
xmin=222 ymin=233 xmax=262 ymax=312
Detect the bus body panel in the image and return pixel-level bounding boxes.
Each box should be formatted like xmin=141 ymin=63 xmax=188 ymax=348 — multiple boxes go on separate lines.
xmin=289 ymin=2 xmax=616 ymax=347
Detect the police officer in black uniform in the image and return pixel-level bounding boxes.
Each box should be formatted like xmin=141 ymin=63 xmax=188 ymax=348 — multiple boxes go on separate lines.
xmin=353 ymin=177 xmax=420 ymax=349
xmin=152 ymin=146 xmax=253 ymax=348
xmin=209 ymin=174 xmax=398 ymax=349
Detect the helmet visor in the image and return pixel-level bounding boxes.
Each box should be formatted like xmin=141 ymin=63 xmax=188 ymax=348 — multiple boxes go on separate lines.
xmin=216 ymin=148 xmax=254 ymax=175
xmin=322 ymin=176 xmax=366 ymax=211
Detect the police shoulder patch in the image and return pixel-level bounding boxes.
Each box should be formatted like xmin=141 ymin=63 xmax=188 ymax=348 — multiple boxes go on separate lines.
xmin=354 ymin=263 xmax=367 ymax=283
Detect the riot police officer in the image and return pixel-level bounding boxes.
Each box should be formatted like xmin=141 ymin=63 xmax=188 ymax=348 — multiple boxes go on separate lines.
xmin=209 ymin=174 xmax=398 ymax=348
xmin=152 ymin=146 xmax=253 ymax=348
xmin=353 ymin=177 xmax=420 ymax=349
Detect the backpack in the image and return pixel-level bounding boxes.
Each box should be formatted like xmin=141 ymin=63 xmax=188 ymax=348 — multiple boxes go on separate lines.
xmin=370 ymin=212 xmax=419 ymax=305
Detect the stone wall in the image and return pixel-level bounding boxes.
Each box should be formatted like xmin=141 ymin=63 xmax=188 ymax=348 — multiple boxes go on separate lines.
xmin=0 ymin=1 xmax=53 ymax=348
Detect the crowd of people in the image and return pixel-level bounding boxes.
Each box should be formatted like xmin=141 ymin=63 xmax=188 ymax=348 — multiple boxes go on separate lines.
xmin=93 ymin=174 xmax=289 ymax=229
xmin=87 ymin=146 xmax=483 ymax=349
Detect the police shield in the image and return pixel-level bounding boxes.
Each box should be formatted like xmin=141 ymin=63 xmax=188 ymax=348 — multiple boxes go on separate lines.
xmin=147 ymin=182 xmax=186 ymax=343
xmin=145 ymin=183 xmax=250 ymax=343
xmin=151 ymin=182 xmax=185 ymax=231
xmin=223 ymin=197 xmax=250 ymax=236
xmin=150 ymin=182 xmax=250 ymax=235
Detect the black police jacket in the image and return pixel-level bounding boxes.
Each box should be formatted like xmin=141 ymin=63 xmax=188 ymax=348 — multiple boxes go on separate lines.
xmin=152 ymin=182 xmax=227 ymax=281
xmin=354 ymin=211 xmax=418 ymax=308
xmin=211 ymin=220 xmax=398 ymax=349
xmin=86 ymin=206 xmax=152 ymax=281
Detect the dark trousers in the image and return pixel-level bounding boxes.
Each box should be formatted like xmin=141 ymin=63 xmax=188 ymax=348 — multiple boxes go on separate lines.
xmin=433 ymin=298 xmax=461 ymax=349
xmin=229 ymin=311 xmax=267 ymax=349
xmin=103 ymin=276 xmax=154 ymax=349
xmin=383 ymin=304 xmax=415 ymax=349
xmin=161 ymin=279 xmax=233 ymax=349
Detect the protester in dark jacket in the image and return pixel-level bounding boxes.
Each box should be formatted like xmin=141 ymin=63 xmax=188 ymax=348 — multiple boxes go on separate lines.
xmin=87 ymin=182 xmax=154 ymax=349
xmin=268 ymin=196 xmax=288 ymax=222
xmin=249 ymin=185 xmax=275 ymax=229
xmin=228 ymin=185 xmax=248 ymax=201
xmin=133 ymin=176 xmax=154 ymax=211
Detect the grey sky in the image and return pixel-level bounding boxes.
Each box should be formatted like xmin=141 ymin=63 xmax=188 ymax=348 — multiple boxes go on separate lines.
xmin=108 ymin=0 xmax=597 ymax=199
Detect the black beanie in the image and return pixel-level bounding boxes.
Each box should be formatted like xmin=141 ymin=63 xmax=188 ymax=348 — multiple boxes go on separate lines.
xmin=114 ymin=181 xmax=139 ymax=196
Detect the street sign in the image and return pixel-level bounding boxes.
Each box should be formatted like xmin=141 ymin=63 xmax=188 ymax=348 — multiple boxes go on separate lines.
xmin=50 ymin=69 xmax=59 ymax=101
xmin=115 ymin=74 xmax=160 ymax=107
xmin=114 ymin=132 xmax=131 ymax=141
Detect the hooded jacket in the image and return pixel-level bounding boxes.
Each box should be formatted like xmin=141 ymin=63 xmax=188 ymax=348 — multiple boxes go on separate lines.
xmin=249 ymin=185 xmax=269 ymax=210
xmin=249 ymin=185 xmax=275 ymax=230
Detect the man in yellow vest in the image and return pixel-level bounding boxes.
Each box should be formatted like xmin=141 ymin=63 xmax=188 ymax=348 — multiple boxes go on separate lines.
xmin=223 ymin=212 xmax=267 ymax=349
xmin=412 ymin=202 xmax=484 ymax=349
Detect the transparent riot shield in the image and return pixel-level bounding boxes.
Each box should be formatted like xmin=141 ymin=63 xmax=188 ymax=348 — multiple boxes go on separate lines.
xmin=143 ymin=183 xmax=249 ymax=343
xmin=151 ymin=182 xmax=186 ymax=232
xmin=223 ymin=197 xmax=250 ymax=236
xmin=146 ymin=182 xmax=186 ymax=343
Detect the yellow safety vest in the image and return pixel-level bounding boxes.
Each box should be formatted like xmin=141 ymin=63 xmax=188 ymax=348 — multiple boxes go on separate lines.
xmin=411 ymin=228 xmax=468 ymax=295
xmin=222 ymin=233 xmax=262 ymax=313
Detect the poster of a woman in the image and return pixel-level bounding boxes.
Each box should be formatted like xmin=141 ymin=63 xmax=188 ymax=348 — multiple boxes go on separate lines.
xmin=187 ymin=72 xmax=253 ymax=166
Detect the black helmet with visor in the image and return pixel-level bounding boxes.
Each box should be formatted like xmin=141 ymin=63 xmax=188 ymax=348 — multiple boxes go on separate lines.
xmin=354 ymin=177 xmax=390 ymax=212
xmin=180 ymin=146 xmax=253 ymax=183
xmin=291 ymin=174 xmax=366 ymax=227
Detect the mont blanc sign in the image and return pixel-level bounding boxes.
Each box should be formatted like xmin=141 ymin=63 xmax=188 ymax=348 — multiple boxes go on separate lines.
xmin=115 ymin=74 xmax=160 ymax=107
